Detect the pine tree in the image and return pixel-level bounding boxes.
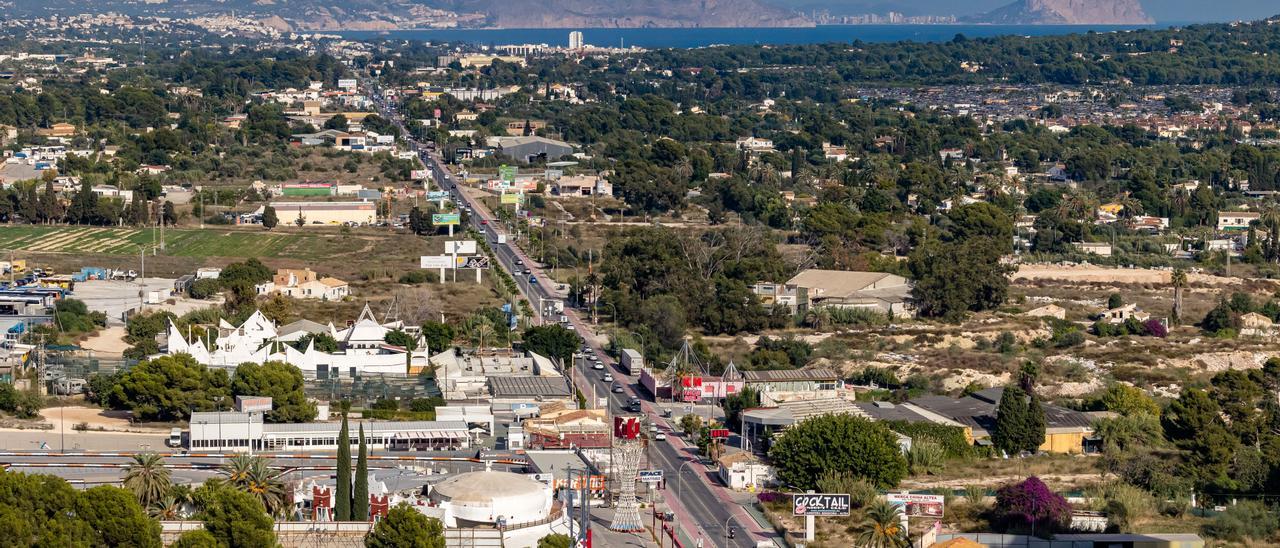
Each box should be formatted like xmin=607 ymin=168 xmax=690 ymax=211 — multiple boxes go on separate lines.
xmin=353 ymin=423 xmax=369 ymax=521
xmin=992 ymin=385 xmax=1046 ymax=455
xmin=262 ymin=206 xmax=278 ymax=229
xmin=335 ymin=414 xmax=351 ymax=521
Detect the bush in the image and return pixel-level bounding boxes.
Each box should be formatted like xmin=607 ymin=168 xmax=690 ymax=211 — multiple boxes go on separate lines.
xmin=887 ymin=421 xmax=973 ymax=459
xmin=1202 ymin=500 xmax=1280 ymax=542
xmin=908 ymin=439 xmax=946 ymax=475
xmin=398 ymin=270 xmax=438 ymax=284
xmin=409 ymin=397 xmax=445 ymax=413
xmin=188 ymin=278 xmax=222 ymax=300
xmin=994 ymin=477 xmax=1071 ymax=536
xmin=0 ymin=383 xmax=42 ymax=419
xmin=1102 ymin=483 xmax=1155 ymax=531
xmin=815 ymin=471 xmax=879 ymax=508
xmin=850 ymin=367 xmax=900 ymax=388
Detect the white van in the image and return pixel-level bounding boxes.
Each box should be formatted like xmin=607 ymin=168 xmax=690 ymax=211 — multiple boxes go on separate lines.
xmin=167 ymin=428 xmax=183 ymax=448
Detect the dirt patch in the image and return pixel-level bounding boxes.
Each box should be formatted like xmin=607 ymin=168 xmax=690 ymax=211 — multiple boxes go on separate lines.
xmin=78 ymin=326 xmax=129 ymax=354
xmin=1014 ymin=263 xmax=1270 ymax=287
xmin=26 ymin=406 xmax=170 ymax=435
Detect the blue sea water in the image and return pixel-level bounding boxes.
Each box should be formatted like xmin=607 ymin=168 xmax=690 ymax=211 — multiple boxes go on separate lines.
xmin=337 ymin=24 xmax=1171 ymax=49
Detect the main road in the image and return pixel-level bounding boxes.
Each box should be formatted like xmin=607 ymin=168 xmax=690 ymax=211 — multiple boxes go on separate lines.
xmin=370 ymin=86 xmax=772 ymax=547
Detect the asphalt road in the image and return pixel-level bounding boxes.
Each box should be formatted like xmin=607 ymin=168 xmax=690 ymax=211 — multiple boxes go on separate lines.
xmin=372 ymin=100 xmax=761 ymax=547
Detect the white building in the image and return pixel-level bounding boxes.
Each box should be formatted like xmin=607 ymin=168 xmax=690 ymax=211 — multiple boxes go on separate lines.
xmin=162 ymin=307 xmax=429 ymax=377
xmin=187 ymin=412 xmax=469 ymax=452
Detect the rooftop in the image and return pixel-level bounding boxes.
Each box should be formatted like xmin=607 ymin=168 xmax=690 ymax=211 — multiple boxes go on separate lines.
xmin=741 ymin=368 xmax=839 ymax=382
xmin=487 ymin=376 xmax=572 ymax=398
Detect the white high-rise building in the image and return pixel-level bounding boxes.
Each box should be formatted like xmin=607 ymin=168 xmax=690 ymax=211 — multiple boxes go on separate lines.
xmin=568 ymin=31 xmax=583 ymax=50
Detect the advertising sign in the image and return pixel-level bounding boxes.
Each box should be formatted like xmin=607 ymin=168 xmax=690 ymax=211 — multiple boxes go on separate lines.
xmin=499 ymin=165 xmax=517 ymax=183
xmin=337 ymin=78 xmax=357 ymax=90
xmin=638 ymin=470 xmax=664 ymax=483
xmin=420 ymin=255 xmax=454 ymax=269
xmin=411 ymin=170 xmax=430 ymax=180
xmin=427 ymin=190 xmax=450 ymax=200
xmin=613 ymin=416 xmax=641 ymax=439
xmin=793 ymin=494 xmax=852 ymax=517
xmin=460 ymin=256 xmax=491 ymax=269
xmin=500 ymin=192 xmax=523 ymax=205
xmin=886 ymin=493 xmax=945 ymax=518
xmin=235 ymin=396 xmax=273 ymax=413
xmin=710 ymin=428 xmax=730 ymax=440
xmin=432 ymin=213 xmax=460 ymax=225
xmin=445 ymin=240 xmax=477 ymax=255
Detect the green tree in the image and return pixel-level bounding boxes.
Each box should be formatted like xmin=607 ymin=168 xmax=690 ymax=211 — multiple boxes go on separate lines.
xmin=537 ymin=534 xmax=573 ymax=548
xmin=230 ymin=361 xmax=316 ymax=423
xmin=521 ymin=325 xmax=579 ymax=363
xmin=353 ymin=423 xmax=369 ymax=521
xmin=75 ymin=485 xmax=163 ymax=548
xmin=992 ymin=386 xmax=1045 ymax=455
xmin=294 ymin=332 xmax=340 ymax=352
xmin=123 ymin=452 xmax=172 ymax=510
xmin=196 ymin=484 xmax=278 ymax=548
xmin=364 ymin=504 xmax=446 ymax=548
xmin=420 ymin=321 xmax=455 ymax=354
xmin=173 ymin=529 xmax=220 ymax=548
xmin=1107 ymin=293 xmax=1124 ymax=309
xmin=679 ymin=414 xmax=703 ymax=437
xmin=335 ymin=414 xmax=352 ymax=521
xmin=857 ymin=500 xmax=908 ymax=548
xmin=108 ymin=354 xmax=231 ymax=421
xmin=220 ymin=455 xmax=288 ymax=517
xmin=908 ymin=237 xmax=1013 ymax=322
xmin=1098 ymin=384 xmax=1159 ymax=416
xmin=262 ymin=206 xmax=278 ymax=229
xmin=769 ymin=414 xmax=907 ymax=490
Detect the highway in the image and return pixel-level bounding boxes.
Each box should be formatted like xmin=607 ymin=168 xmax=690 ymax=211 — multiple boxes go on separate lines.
xmin=371 ymin=87 xmax=767 ymax=547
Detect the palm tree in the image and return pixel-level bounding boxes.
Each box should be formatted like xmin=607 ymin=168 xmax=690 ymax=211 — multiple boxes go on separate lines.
xmin=473 ymin=322 xmax=496 ymax=352
xmin=1171 ymin=267 xmax=1187 ymax=325
xmin=123 ymin=453 xmax=171 ymax=510
xmin=857 ymin=500 xmax=908 ymax=548
xmin=221 ymin=455 xmax=289 ymax=517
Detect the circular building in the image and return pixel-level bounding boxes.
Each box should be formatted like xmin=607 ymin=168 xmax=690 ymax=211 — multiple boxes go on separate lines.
xmin=429 ymin=470 xmax=553 ymax=527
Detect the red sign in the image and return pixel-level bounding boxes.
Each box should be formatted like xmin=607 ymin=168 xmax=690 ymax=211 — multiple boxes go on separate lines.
xmin=614 ymin=416 xmax=641 ymax=439
xmin=710 ymin=428 xmax=730 ymax=440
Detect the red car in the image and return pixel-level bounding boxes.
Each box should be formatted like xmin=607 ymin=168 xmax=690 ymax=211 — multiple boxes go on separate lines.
xmin=480 ymin=220 xmax=488 ymax=225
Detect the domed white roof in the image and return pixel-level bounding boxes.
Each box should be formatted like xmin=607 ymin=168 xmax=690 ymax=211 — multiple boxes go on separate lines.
xmin=431 ymin=471 xmax=551 ymax=524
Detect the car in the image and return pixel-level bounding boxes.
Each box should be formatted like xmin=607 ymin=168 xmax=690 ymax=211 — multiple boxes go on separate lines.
xmin=529 ymin=276 xmax=538 ymax=284
xmin=654 ymin=432 xmax=667 ymax=441
xmin=603 ymin=373 xmax=614 ymax=382
xmin=592 ymin=362 xmax=604 ymax=370
xmin=480 ymin=220 xmax=488 ymax=225
xmin=612 ymin=384 xmax=624 ymax=393
xmin=628 ymin=402 xmax=642 ymax=412
xmin=515 ymin=259 xmax=524 ymax=266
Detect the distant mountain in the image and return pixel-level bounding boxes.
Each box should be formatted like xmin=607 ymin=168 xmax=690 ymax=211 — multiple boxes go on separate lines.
xmin=11 ymin=0 xmax=813 ymax=29
xmin=965 ymin=0 xmax=1153 ymax=25
xmin=438 ymin=0 xmax=813 ymax=28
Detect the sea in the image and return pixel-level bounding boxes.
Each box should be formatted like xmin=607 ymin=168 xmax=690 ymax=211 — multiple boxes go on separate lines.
xmin=337 ymin=24 xmax=1175 ymax=49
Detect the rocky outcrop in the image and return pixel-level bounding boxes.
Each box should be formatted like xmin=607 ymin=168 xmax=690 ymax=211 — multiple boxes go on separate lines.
xmin=967 ymin=0 xmax=1153 ymax=25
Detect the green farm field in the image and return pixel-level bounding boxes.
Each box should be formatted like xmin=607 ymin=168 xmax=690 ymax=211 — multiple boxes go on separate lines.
xmin=0 ymin=226 xmax=353 ymax=260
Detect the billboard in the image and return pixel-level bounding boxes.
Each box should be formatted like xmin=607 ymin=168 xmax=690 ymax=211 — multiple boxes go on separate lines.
xmin=337 ymin=78 xmax=357 ymax=90
xmin=499 ymin=165 xmax=517 ymax=183
xmin=793 ymin=493 xmax=852 ymax=517
xmin=460 ymin=256 xmax=491 ymax=269
xmin=445 ymin=240 xmax=477 ymax=255
xmin=235 ymin=396 xmax=273 ymax=413
xmin=500 ymin=193 xmax=523 ymax=205
xmin=710 ymin=428 xmax=730 ymax=440
xmin=638 ymin=470 xmax=663 ymax=483
xmin=613 ymin=416 xmax=641 ymax=439
xmin=432 ymin=213 xmax=461 ymax=225
xmin=420 ymin=255 xmax=454 ymax=269
xmin=427 ymin=190 xmax=450 ymax=200
xmin=411 ymin=170 xmax=431 ymax=180
xmin=886 ymin=493 xmax=945 ymax=518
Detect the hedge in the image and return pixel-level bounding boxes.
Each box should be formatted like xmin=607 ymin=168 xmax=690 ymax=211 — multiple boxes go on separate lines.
xmin=886 ymin=420 xmax=973 ymax=459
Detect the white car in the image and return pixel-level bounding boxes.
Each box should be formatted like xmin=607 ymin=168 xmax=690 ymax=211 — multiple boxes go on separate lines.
xmin=654 ymin=432 xmax=667 ymax=441
xmin=603 ymin=373 xmax=614 ymax=382
xmin=592 ymin=362 xmax=604 ymax=370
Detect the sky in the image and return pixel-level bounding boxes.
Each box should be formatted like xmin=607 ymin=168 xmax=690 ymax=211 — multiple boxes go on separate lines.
xmin=773 ymin=0 xmax=1279 ymax=23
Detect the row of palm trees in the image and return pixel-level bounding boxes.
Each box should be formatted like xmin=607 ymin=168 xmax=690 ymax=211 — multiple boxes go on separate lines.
xmin=122 ymin=452 xmax=291 ymax=520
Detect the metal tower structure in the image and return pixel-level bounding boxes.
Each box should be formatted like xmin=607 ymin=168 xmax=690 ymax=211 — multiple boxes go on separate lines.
xmin=609 ymin=417 xmax=645 ymax=532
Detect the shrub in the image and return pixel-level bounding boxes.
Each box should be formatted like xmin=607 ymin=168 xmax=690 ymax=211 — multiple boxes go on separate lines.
xmin=188 ymin=278 xmax=222 ymax=300
xmin=886 ymin=421 xmax=972 ymax=459
xmin=964 ymin=484 xmax=987 ymax=508
xmin=1102 ymin=483 xmax=1155 ymax=531
xmin=908 ymin=439 xmax=946 ymax=475
xmin=815 ymin=471 xmax=879 ymax=508
xmin=398 ymin=270 xmax=438 ymax=284
xmin=994 ymin=477 xmax=1071 ymax=536
xmin=1202 ymin=500 xmax=1280 ymax=542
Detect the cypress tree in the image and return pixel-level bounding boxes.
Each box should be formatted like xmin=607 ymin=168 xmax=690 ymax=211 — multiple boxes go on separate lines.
xmin=992 ymin=385 xmax=1029 ymax=456
xmin=1025 ymin=394 xmax=1046 ymax=451
xmin=335 ymin=414 xmax=351 ymax=521
xmin=353 ymin=423 xmax=369 ymax=521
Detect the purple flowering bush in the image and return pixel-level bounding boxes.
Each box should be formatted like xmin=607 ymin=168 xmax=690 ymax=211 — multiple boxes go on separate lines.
xmin=994 ymin=476 xmax=1071 ymax=536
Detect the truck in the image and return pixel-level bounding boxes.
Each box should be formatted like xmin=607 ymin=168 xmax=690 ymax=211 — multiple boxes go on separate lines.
xmin=620 ymin=348 xmax=643 ymax=376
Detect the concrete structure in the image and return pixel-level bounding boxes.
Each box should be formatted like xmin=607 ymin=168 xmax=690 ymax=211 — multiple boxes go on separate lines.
xmin=187 ymin=412 xmax=470 ymax=452
xmin=1074 ymin=242 xmax=1113 ymax=256
xmin=909 ymin=388 xmax=1098 ymax=454
xmin=429 ymin=348 xmax=563 ymax=401
xmin=742 ymin=368 xmax=840 ymax=395
xmin=1217 ymin=210 xmax=1260 ymax=231
xmin=255 ymin=268 xmax=349 ymax=300
xmin=717 ymin=451 xmax=775 ymax=491
xmin=1100 ymin=303 xmax=1150 ymax=324
xmin=428 ymin=470 xmax=554 ymax=527
xmin=260 ymin=201 xmax=377 ymax=226
xmin=755 ymin=270 xmax=913 ymax=317
xmin=521 ymin=408 xmax=610 ymax=449
xmin=485 ymin=136 xmax=573 ymax=163
xmin=931 ymin=533 xmax=1203 ymax=548
xmin=163 ymin=307 xmax=429 ymax=377
xmin=549 ymin=175 xmax=611 ymax=197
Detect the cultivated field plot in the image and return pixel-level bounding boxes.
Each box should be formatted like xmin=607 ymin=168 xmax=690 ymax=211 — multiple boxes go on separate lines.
xmin=0 ymin=226 xmax=336 ymax=259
